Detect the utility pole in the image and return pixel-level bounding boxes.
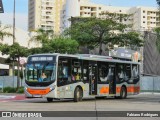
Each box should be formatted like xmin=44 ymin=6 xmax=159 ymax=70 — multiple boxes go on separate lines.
xmin=13 ymin=0 xmax=15 ymax=43
xmin=12 ymin=0 xmax=16 ymax=88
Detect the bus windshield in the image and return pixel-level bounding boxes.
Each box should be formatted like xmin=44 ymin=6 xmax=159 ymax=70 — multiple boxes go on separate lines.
xmin=25 ymin=56 xmax=56 ymax=84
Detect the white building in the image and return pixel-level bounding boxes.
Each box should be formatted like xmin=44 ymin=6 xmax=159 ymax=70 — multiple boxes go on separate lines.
xmin=61 ymin=0 xmax=159 ymax=32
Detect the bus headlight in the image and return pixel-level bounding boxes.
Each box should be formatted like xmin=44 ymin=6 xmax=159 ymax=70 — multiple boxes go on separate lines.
xmin=50 ymin=85 xmax=56 ymax=91
xmin=24 ymin=87 xmax=27 ymax=90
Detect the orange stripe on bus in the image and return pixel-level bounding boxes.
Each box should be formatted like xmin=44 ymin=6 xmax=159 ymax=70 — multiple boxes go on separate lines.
xmin=127 ymin=86 xmax=140 ymax=93
xmin=27 ymin=88 xmax=50 ymax=95
xmin=100 ymin=87 xmax=109 ymax=94
xmin=116 ymin=87 xmax=121 ymax=93
xmin=116 ymin=86 xmax=140 ymax=93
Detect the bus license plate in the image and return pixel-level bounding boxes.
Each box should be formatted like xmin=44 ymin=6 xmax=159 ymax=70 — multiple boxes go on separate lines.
xmin=33 ymin=95 xmax=42 ymax=97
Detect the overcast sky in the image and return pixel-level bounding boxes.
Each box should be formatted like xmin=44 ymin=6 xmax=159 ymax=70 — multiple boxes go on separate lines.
xmin=0 ymin=0 xmax=157 ymax=31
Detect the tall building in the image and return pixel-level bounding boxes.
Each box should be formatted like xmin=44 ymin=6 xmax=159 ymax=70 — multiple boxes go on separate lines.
xmin=28 ymin=0 xmax=66 ymax=34
xmin=61 ymin=0 xmax=159 ymax=32
xmin=28 ymin=0 xmax=160 ymax=33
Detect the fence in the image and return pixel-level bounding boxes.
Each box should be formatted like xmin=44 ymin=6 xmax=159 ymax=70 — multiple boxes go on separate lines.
xmin=0 ymin=76 xmax=18 ymax=90
xmin=0 ymin=76 xmax=160 ymax=93
xmin=141 ymin=76 xmax=160 ymax=93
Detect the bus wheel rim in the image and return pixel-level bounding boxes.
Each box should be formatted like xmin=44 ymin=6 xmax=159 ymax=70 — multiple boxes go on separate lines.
xmin=122 ymin=88 xmax=125 ymax=98
xmin=77 ymin=90 xmax=80 ymax=98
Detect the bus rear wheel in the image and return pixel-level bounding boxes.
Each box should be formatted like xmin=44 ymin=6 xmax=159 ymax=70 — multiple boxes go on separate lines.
xmin=74 ymin=87 xmax=83 ymax=102
xmin=120 ymin=86 xmax=127 ymax=99
xmin=47 ymin=98 xmax=53 ymax=102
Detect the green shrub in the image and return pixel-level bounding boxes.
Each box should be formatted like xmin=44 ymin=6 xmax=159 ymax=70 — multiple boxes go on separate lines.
xmin=3 ymin=87 xmax=16 ymax=93
xmin=16 ymin=87 xmax=24 ymax=93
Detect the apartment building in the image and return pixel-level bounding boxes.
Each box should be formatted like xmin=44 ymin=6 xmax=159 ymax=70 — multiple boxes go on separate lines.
xmin=61 ymin=0 xmax=159 ymax=32
xmin=28 ymin=0 xmax=66 ymax=34
xmin=28 ymin=0 xmax=159 ymax=33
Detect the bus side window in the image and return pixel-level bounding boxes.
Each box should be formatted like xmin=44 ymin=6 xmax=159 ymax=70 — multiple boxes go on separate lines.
xmin=124 ymin=64 xmax=131 ymax=81
xmin=98 ymin=61 xmax=108 ymax=83
xmin=116 ymin=64 xmax=125 ymax=82
xmin=132 ymin=64 xmax=139 ymax=78
xmin=57 ymin=57 xmax=71 ymax=86
xmin=71 ymin=59 xmax=82 ymax=81
xmin=82 ymin=60 xmax=89 ymax=83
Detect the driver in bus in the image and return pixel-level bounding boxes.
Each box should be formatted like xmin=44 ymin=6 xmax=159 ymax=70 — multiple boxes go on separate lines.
xmin=38 ymin=72 xmax=47 ymax=82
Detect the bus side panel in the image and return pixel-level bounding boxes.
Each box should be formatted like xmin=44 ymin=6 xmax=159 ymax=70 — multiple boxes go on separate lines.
xmin=97 ymin=84 xmax=109 ymax=96
xmin=56 ymin=82 xmax=90 ymax=99
xmin=115 ymin=83 xmax=140 ymax=96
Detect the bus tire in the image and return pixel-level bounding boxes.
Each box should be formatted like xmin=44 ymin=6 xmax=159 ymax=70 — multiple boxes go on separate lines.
xmin=120 ymin=86 xmax=127 ymax=99
xmin=47 ymin=98 xmax=53 ymax=102
xmin=74 ymin=87 xmax=83 ymax=102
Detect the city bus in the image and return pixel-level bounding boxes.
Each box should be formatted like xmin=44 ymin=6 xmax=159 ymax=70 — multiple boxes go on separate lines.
xmin=24 ymin=53 xmax=140 ymax=102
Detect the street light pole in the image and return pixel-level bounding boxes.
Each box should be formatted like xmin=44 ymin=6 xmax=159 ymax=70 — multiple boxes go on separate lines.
xmin=12 ymin=0 xmax=15 ymax=88
xmin=13 ymin=0 xmax=15 ymax=43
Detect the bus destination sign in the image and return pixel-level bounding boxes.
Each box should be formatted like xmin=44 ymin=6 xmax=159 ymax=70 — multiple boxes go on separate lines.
xmin=31 ymin=57 xmax=53 ymax=61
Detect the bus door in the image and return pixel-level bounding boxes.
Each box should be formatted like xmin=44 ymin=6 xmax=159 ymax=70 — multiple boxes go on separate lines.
xmin=108 ymin=65 xmax=116 ymax=95
xmin=89 ymin=62 xmax=97 ymax=95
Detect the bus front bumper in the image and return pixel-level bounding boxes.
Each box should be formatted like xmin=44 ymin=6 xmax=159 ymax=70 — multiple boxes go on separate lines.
xmin=24 ymin=87 xmax=56 ymax=98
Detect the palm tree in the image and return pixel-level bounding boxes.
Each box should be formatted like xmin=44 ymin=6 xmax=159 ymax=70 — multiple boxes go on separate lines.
xmin=0 ymin=22 xmax=13 ymax=41
xmin=29 ymin=28 xmax=54 ymax=47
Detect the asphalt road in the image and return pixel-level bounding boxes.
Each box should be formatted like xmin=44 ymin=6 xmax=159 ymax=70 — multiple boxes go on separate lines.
xmin=0 ymin=93 xmax=160 ymax=111
xmin=0 ymin=93 xmax=160 ymax=120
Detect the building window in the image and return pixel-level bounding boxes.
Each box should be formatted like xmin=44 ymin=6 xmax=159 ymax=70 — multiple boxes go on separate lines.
xmin=143 ymin=21 xmax=145 ymax=23
xmin=143 ymin=16 xmax=145 ymax=18
xmin=99 ymin=7 xmax=101 ymax=10
xmin=119 ymin=10 xmax=122 ymax=12
xmin=143 ymin=10 xmax=145 ymax=13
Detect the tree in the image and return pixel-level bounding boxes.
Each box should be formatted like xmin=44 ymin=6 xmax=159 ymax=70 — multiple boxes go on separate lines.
xmin=154 ymin=27 xmax=160 ymax=52
xmin=30 ymin=28 xmax=54 ymax=46
xmin=0 ymin=23 xmax=13 ymax=41
xmin=47 ymin=37 xmax=79 ymax=54
xmin=28 ymin=47 xmax=43 ymax=55
xmin=39 ymin=36 xmax=79 ymax=54
xmin=0 ymin=43 xmax=29 ymax=89
xmin=29 ymin=27 xmax=79 ymax=54
xmin=155 ymin=0 xmax=160 ymax=52
xmin=118 ymin=31 xmax=143 ymax=50
xmin=65 ymin=15 xmax=142 ymax=55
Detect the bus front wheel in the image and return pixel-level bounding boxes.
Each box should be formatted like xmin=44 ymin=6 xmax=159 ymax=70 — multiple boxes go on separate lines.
xmin=74 ymin=87 xmax=83 ymax=102
xmin=120 ymin=86 xmax=127 ymax=99
xmin=47 ymin=98 xmax=53 ymax=102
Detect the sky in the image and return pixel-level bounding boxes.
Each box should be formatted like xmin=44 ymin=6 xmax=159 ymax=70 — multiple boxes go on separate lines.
xmin=0 ymin=0 xmax=158 ymax=31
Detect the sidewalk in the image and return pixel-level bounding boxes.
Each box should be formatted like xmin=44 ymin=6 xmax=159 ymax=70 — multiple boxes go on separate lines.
xmin=0 ymin=93 xmax=26 ymax=102
xmin=140 ymin=92 xmax=160 ymax=95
